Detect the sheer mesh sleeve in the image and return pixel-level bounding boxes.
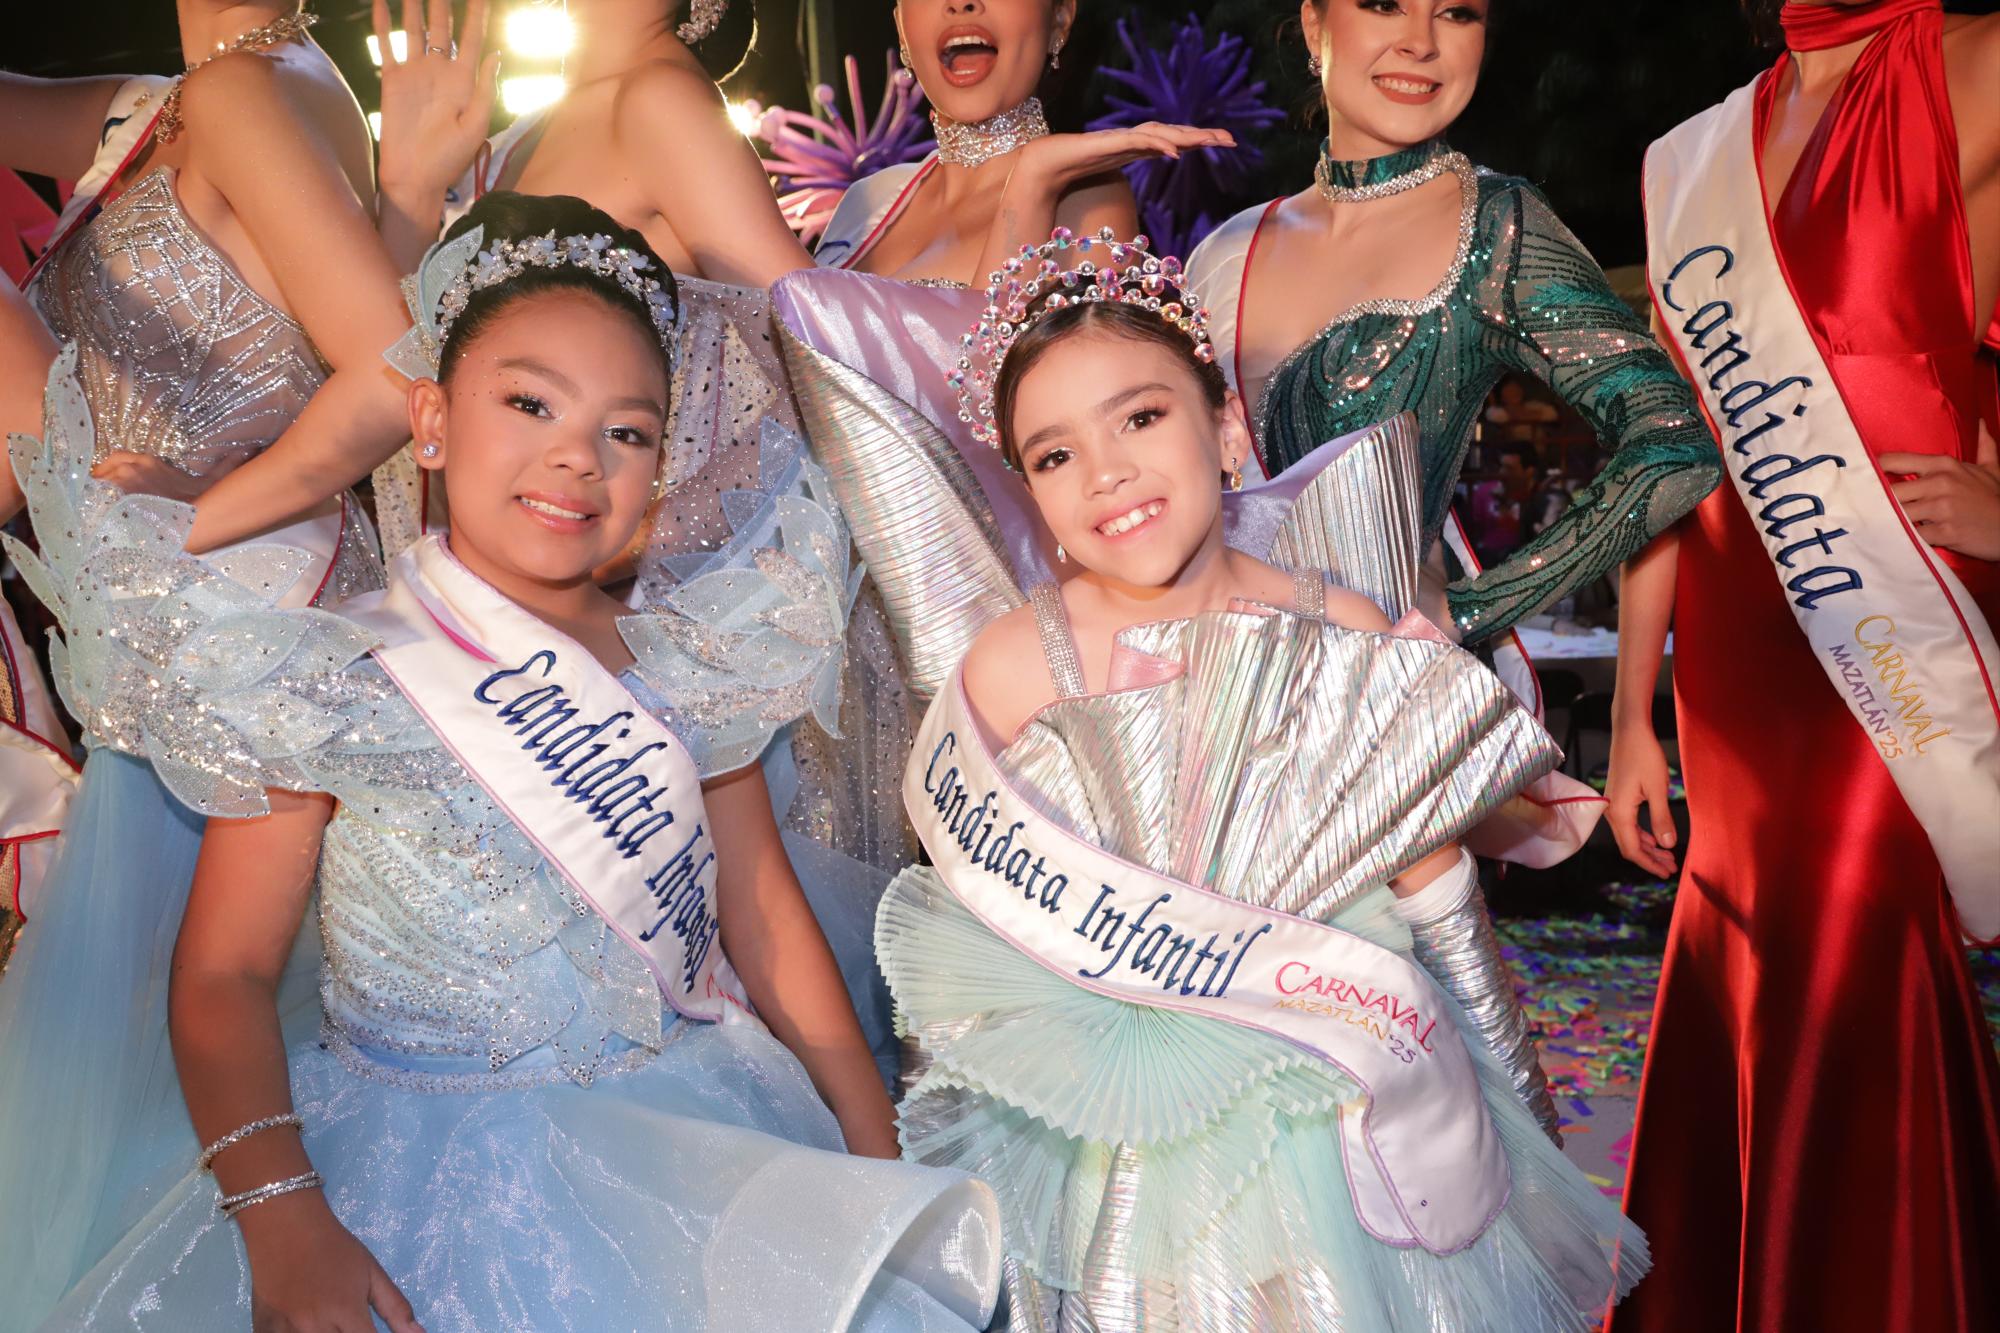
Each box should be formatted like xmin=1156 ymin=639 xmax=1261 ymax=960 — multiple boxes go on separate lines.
xmin=1448 ymin=181 xmax=1719 ymax=641
xmin=621 ymin=422 xmax=859 ymax=778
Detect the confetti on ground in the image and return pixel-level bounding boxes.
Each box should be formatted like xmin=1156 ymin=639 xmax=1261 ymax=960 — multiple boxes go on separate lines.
xmin=1495 ymin=875 xmax=2000 ymax=1203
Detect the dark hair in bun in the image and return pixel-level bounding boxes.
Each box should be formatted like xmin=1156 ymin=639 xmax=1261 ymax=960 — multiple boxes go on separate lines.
xmin=436 ymin=192 xmax=677 ymax=384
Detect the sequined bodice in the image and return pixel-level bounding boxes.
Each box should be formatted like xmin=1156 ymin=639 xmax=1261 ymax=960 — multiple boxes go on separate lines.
xmin=29 ymin=169 xmax=325 ymax=477
xmin=312 ymin=664 xmax=671 ymax=1092
xmin=1252 ymin=166 xmax=1718 ymax=639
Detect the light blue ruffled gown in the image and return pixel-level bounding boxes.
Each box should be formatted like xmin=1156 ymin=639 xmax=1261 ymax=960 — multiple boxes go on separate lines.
xmin=0 ymin=169 xmax=383 ymax=1333
xmin=10 ymin=379 xmax=1000 ymax=1331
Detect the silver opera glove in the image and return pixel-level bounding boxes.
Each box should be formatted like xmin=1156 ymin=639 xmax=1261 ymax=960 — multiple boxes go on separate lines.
xmin=1393 ymin=850 xmax=1563 ymax=1145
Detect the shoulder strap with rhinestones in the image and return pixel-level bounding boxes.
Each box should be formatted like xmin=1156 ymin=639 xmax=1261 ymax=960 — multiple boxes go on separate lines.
xmin=1027 ymin=582 xmax=1087 ymax=698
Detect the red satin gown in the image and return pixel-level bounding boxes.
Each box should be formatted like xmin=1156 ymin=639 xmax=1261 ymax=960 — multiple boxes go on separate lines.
xmin=1618 ymin=9 xmax=2000 ymax=1333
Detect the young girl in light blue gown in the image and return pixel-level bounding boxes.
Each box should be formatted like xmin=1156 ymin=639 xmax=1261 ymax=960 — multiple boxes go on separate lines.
xmin=16 ymin=192 xmax=998 ymax=1332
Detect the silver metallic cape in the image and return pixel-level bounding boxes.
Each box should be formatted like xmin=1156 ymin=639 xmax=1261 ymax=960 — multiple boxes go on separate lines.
xmin=779 ymin=323 xmax=1026 ymax=701
xmin=1262 ymin=413 xmax=1426 ymax=621
xmin=777 ymin=316 xmax=1427 ymax=698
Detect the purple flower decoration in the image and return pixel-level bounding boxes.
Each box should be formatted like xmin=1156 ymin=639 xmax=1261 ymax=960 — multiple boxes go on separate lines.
xmin=747 ymin=53 xmax=936 ymax=244
xmin=1087 ymin=15 xmax=1284 ymax=258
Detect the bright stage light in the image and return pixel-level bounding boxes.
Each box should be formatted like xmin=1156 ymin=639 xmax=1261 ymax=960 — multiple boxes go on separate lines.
xmin=501 ymin=74 xmax=567 ymax=116
xmin=368 ymin=111 xmax=383 ymax=140
xmin=365 ymin=30 xmax=409 ymax=66
xmin=504 ymin=7 xmax=575 ymax=58
xmin=725 ymin=100 xmax=763 ymax=137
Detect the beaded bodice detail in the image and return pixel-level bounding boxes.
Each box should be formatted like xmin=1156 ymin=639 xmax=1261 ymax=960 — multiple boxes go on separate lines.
xmin=29 ymin=169 xmax=325 ymax=478
xmin=312 ymin=665 xmax=673 ymax=1092
xmin=1252 ymin=168 xmax=1719 ymax=639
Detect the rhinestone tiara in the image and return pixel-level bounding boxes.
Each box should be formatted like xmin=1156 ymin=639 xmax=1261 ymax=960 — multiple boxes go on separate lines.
xmin=437 ymin=231 xmax=678 ymax=344
xmin=951 ymin=227 xmax=1214 ymax=455
xmin=386 ymin=225 xmax=681 ymax=380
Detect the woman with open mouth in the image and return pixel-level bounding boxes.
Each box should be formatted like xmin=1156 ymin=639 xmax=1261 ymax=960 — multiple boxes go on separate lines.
xmin=815 ymin=0 xmax=1233 ymax=289
xmin=1186 ymin=0 xmax=1720 ymax=645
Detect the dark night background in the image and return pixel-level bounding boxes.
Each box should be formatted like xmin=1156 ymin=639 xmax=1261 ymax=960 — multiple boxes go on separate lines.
xmin=5 ymin=1 xmax=1990 ymax=271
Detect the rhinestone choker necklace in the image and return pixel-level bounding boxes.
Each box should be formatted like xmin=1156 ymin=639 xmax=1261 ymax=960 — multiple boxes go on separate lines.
xmin=1314 ymin=137 xmax=1463 ymax=204
xmin=932 ymin=98 xmax=1051 ymax=169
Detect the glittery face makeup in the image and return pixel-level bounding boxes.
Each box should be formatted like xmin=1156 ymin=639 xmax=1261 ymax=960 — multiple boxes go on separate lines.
xmin=1009 ymin=331 xmax=1247 ymax=589
xmin=1305 ymin=0 xmax=1487 ymax=158
xmin=412 ymin=289 xmax=667 ymax=593
xmin=897 ymin=0 xmax=1073 ymax=128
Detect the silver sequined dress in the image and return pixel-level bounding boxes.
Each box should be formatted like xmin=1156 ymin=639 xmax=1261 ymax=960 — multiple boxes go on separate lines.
xmin=0 ymin=162 xmax=382 ymax=1330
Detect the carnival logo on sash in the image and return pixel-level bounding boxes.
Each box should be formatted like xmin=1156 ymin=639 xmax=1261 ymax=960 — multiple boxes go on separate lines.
xmin=1645 ymin=82 xmax=2000 ymax=939
xmin=909 ymin=680 xmax=1509 ymax=1253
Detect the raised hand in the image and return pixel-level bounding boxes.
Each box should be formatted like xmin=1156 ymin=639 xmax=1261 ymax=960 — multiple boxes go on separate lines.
xmin=1014 ymin=123 xmax=1237 ymax=195
xmin=91 ymin=450 xmax=231 ymax=502
xmin=374 ymin=0 xmax=500 ymax=199
xmin=1879 ymin=420 xmax=2000 ymax=561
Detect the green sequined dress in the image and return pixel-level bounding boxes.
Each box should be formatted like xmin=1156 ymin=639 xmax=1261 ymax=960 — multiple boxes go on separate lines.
xmin=1188 ymin=139 xmax=1720 ymax=640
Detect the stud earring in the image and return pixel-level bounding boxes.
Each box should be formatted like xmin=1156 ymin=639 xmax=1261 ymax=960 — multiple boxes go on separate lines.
xmin=1055 ymin=542 xmax=1067 ymax=564
xmin=1307 ymin=53 xmax=1323 ymax=77
xmin=420 ymin=442 xmax=440 ymax=459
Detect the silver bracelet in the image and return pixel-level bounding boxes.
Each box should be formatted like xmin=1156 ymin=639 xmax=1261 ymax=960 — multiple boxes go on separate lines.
xmin=217 ymin=1169 xmax=324 ymax=1218
xmin=197 ymin=1113 xmax=304 ymax=1173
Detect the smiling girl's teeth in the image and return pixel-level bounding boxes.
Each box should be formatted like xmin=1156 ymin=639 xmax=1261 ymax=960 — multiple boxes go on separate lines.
xmin=1377 ymin=77 xmax=1438 ymax=93
xmin=521 ymin=497 xmax=589 ymax=521
xmin=1099 ymin=501 xmax=1165 ymax=536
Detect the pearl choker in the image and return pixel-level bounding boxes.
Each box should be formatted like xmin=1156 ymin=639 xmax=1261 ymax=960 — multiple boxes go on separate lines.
xmin=932 ymin=98 xmax=1051 ymax=169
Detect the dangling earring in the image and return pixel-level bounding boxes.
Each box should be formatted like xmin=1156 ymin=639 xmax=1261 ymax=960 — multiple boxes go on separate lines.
xmin=1056 ymin=542 xmax=1067 ymax=564
xmin=1049 ymin=44 xmax=1062 ymax=70
xmin=1307 ymin=52 xmax=1323 ymax=77
xmin=898 ymin=41 xmax=914 ymax=72
xmin=1227 ymin=460 xmax=1244 ymax=492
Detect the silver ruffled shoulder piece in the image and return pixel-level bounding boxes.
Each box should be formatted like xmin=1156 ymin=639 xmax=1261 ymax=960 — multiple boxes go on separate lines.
xmin=778 ymin=288 xmax=1426 ymax=694
xmin=623 ymin=420 xmax=860 ymax=777
xmin=3 ymin=349 xmax=395 ymax=817
xmin=1007 ymin=610 xmax=1558 ymax=920
xmin=778 ymin=322 xmax=1026 ymax=701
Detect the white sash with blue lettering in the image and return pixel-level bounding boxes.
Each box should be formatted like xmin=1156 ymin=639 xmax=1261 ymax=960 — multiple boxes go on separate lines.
xmin=352 ymin=535 xmax=756 ymax=1026
xmin=1645 ymin=82 xmax=2000 ymax=942
xmin=909 ymin=676 xmax=1510 ymax=1254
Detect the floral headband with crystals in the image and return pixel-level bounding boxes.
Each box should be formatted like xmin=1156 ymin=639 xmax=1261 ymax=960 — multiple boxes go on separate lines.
xmin=383 ymin=225 xmax=681 ymax=381
xmin=951 ymin=227 xmax=1214 ymax=458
